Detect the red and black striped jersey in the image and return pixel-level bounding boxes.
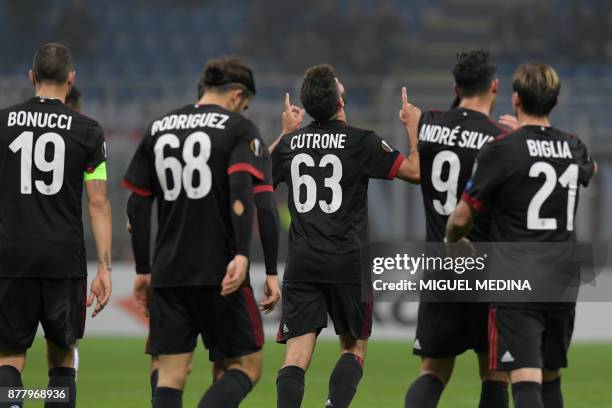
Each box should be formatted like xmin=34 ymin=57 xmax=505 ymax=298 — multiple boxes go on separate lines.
xmin=123 ymin=103 xmax=266 ymax=287
xmin=272 ymin=119 xmax=404 ymax=283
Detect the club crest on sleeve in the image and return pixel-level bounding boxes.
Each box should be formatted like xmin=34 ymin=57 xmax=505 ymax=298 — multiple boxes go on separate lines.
xmin=250 ymin=139 xmax=263 ymax=157
xmin=381 ymin=140 xmax=393 ymax=153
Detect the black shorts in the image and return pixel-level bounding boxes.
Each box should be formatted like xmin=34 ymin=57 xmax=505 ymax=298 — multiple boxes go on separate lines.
xmin=489 ymin=306 xmax=575 ymax=371
xmin=148 ymin=285 xmax=263 ymax=358
xmin=0 ymin=278 xmax=86 ymax=351
xmin=413 ymin=302 xmax=489 ymax=358
xmin=276 ymin=282 xmax=372 ymax=343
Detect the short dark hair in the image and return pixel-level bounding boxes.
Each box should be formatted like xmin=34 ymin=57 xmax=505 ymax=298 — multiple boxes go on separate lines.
xmin=512 ymin=62 xmax=560 ymax=117
xmin=197 ymin=57 xmax=256 ymax=99
xmin=65 ymin=86 xmax=81 ymax=111
xmin=300 ymin=64 xmax=339 ymax=122
xmin=452 ymin=49 xmax=497 ymax=97
xmin=32 ymin=43 xmax=74 ymax=84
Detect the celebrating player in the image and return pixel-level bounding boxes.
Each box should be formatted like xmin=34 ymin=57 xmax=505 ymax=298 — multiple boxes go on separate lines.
xmin=134 ymin=74 xmax=284 ymax=400
xmin=0 ymin=43 xmax=112 ymax=408
xmin=271 ymin=64 xmax=420 ymax=408
xmin=445 ymin=63 xmax=596 ymax=408
xmin=404 ymin=50 xmax=509 ymax=408
xmin=122 ymin=57 xmax=272 ymax=408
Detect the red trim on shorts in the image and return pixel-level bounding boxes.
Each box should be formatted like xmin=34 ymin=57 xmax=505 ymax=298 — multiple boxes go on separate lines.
xmin=387 ymin=153 xmax=405 ymax=179
xmin=488 ymin=307 xmax=498 ymax=370
xmin=253 ymin=184 xmax=274 ymax=194
xmin=242 ymin=286 xmax=264 ymax=348
xmin=121 ymin=179 xmax=153 ymax=197
xmin=361 ymin=301 xmax=373 ymax=339
xmin=461 ymin=192 xmax=486 ymax=212
xmin=276 ymin=321 xmax=284 ymax=342
xmin=228 ymin=163 xmax=264 ymax=181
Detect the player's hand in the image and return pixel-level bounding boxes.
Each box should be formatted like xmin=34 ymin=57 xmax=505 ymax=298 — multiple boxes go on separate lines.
xmin=498 ymin=114 xmax=520 ymax=130
xmin=281 ymin=93 xmax=305 ymax=135
xmin=260 ymin=275 xmax=281 ymax=314
xmin=133 ymin=274 xmax=151 ymax=316
xmin=399 ymin=86 xmax=421 ymax=129
xmin=221 ymin=255 xmax=249 ymax=296
xmin=87 ymin=266 xmax=112 ymax=317
xmin=126 ymin=221 xmax=132 ymax=234
xmin=445 ymin=237 xmax=476 ymax=261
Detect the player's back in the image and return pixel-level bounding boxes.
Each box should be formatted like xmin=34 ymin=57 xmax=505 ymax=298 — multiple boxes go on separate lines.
xmin=471 ymin=126 xmax=593 ymax=243
xmin=418 ymin=107 xmax=505 ymax=242
xmin=0 ymin=96 xmax=105 ymax=279
xmin=272 ymin=119 xmax=403 ymax=283
xmin=123 ymin=104 xmax=264 ymax=287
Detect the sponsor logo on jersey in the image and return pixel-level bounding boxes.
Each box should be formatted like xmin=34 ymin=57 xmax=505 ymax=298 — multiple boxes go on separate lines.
xmin=381 ymin=140 xmax=393 ymax=153
xmin=501 ymin=351 xmax=515 ymax=363
xmin=250 ymin=138 xmax=263 ymax=157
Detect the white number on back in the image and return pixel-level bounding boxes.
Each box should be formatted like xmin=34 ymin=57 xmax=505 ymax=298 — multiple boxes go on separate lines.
xmin=527 ymin=162 xmax=578 ymax=231
xmin=154 ymin=132 xmax=212 ymax=201
xmin=431 ymin=150 xmax=461 ymax=215
xmin=9 ymin=131 xmax=65 ymax=195
xmin=291 ymin=153 xmax=343 ymax=213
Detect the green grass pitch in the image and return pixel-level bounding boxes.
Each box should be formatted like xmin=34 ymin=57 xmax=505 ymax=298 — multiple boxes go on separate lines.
xmin=19 ymin=338 xmax=612 ymax=407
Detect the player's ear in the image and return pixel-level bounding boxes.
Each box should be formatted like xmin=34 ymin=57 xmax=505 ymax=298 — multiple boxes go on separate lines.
xmin=67 ymin=70 xmax=76 ymax=87
xmin=453 ymin=84 xmax=460 ymax=97
xmin=512 ymin=92 xmax=520 ymax=109
xmin=28 ymin=69 xmax=36 ymax=86
xmin=491 ymin=79 xmax=499 ymax=94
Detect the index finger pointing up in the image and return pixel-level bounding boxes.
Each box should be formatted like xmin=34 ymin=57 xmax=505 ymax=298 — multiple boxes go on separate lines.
xmin=284 ymin=92 xmax=291 ymax=111
xmin=402 ymin=86 xmax=408 ymax=106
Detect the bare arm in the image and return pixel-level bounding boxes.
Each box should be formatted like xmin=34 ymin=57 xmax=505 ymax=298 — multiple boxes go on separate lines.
xmin=270 ymin=93 xmax=305 ymax=154
xmin=445 ymin=200 xmax=475 ymax=242
xmin=396 ymin=87 xmax=421 ymax=184
xmin=85 ymin=179 xmax=113 ymax=317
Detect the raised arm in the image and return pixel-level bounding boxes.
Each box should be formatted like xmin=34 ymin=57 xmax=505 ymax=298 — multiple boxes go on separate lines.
xmin=85 ymin=178 xmax=113 ymax=317
xmin=396 ymin=87 xmax=421 ymax=183
xmin=269 ymin=93 xmax=305 ymax=153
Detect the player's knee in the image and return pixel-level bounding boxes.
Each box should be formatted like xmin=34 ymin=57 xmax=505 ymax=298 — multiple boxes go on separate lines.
xmin=482 ymin=369 xmax=508 ymax=383
xmin=159 ymin=367 xmax=190 ymax=390
xmin=420 ymin=358 xmax=454 ymax=385
xmin=510 ymin=368 xmax=542 ymax=384
xmin=284 ymin=345 xmax=313 ymax=370
xmin=46 ymin=342 xmax=75 ymax=369
xmin=542 ymin=369 xmax=560 ymax=382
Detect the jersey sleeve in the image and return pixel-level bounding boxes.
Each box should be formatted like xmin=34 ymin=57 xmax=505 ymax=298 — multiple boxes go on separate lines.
xmin=361 ymin=131 xmax=405 ymax=180
xmin=122 ymin=129 xmax=154 ymax=197
xmin=253 ymin=151 xmax=274 ymax=194
xmin=228 ymin=120 xmax=266 ymax=181
xmin=271 ymin=141 xmax=286 ymax=187
xmin=573 ymin=138 xmax=595 ymax=187
xmin=461 ymin=142 xmax=507 ymax=212
xmin=84 ymin=123 xmax=107 ymax=172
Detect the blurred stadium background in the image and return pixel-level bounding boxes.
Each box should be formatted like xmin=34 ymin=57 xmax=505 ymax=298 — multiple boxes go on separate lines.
xmin=1 ymin=0 xmax=611 ymax=406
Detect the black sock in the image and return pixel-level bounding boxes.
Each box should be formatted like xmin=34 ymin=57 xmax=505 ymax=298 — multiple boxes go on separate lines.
xmin=404 ymin=373 xmax=444 ymax=408
xmin=277 ymin=365 xmax=305 ymax=408
xmin=512 ymin=381 xmax=544 ymax=408
xmin=153 ymin=387 xmax=182 ymax=408
xmin=198 ymin=368 xmax=252 ymax=408
xmin=0 ymin=365 xmax=23 ymax=408
xmin=542 ymin=378 xmax=563 ymax=408
xmin=479 ymin=380 xmax=509 ymax=408
xmin=326 ymin=353 xmax=363 ymax=407
xmin=45 ymin=367 xmax=76 ymax=408
xmin=151 ymin=369 xmax=159 ymax=398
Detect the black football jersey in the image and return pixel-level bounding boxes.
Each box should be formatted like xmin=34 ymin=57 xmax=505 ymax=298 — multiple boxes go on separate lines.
xmin=122 ymin=104 xmax=266 ymax=287
xmin=418 ymin=108 xmax=506 ymax=242
xmin=463 ymin=126 xmax=594 ymax=242
xmin=0 ymin=97 xmax=106 ymax=279
xmin=272 ymin=119 xmax=404 ymax=283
